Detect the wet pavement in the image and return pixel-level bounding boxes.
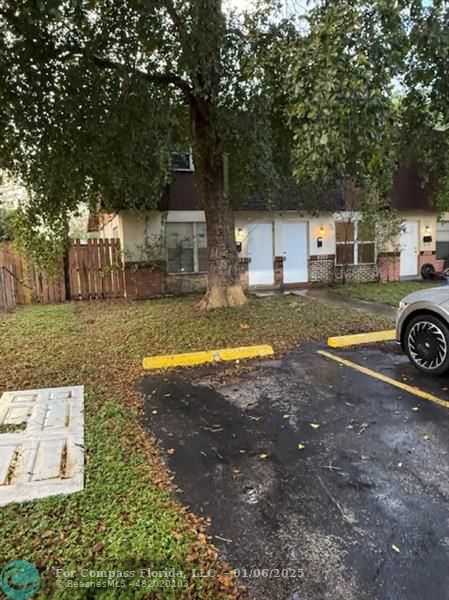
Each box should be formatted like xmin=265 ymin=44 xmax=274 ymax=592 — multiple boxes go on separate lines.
xmin=141 ymin=343 xmax=449 ymax=600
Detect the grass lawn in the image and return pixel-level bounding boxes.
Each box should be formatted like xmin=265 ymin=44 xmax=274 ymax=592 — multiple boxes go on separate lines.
xmin=0 ymin=295 xmax=389 ymax=598
xmin=334 ymin=281 xmax=445 ymax=307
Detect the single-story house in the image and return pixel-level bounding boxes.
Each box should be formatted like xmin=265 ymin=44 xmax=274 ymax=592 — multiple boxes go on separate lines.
xmin=88 ymin=156 xmax=449 ymax=298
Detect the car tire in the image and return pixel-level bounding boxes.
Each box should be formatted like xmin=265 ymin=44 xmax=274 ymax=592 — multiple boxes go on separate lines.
xmin=421 ymin=263 xmax=435 ymax=280
xmin=404 ymin=314 xmax=449 ymax=376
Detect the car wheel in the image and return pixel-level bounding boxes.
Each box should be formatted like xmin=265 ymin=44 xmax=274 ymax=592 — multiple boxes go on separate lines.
xmin=404 ymin=314 xmax=449 ymax=375
xmin=421 ymin=263 xmax=435 ymax=280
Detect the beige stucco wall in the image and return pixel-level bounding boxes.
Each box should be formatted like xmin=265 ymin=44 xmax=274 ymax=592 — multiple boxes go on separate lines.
xmin=100 ymin=214 xmax=121 ymax=240
xmin=118 ymin=209 xmax=337 ymax=264
xmin=115 ymin=208 xmax=440 ymax=266
xmin=100 ymin=212 xmax=164 ymax=262
xmin=379 ymin=212 xmax=438 ymax=254
xmin=233 ymin=211 xmax=335 ymax=258
xmin=401 ymin=212 xmax=437 ymax=253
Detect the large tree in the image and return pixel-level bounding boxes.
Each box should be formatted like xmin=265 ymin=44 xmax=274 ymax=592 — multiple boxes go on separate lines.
xmin=288 ymin=0 xmax=409 ymax=195
xmin=401 ymin=0 xmax=449 ymax=212
xmin=287 ymin=0 xmax=449 ymax=215
xmin=0 ymin=0 xmax=292 ymax=309
xmin=2 ymin=0 xmax=444 ymax=310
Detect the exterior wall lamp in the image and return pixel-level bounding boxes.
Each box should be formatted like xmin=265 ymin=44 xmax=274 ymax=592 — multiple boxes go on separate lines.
xmin=236 ymin=227 xmax=244 ymax=252
xmin=317 ymin=225 xmax=325 ymax=248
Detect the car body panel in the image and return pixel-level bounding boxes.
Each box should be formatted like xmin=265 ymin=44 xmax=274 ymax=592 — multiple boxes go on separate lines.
xmin=396 ymin=286 xmax=449 ymax=345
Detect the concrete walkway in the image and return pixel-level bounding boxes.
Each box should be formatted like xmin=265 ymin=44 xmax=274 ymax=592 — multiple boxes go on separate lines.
xmin=298 ymin=288 xmax=397 ymax=321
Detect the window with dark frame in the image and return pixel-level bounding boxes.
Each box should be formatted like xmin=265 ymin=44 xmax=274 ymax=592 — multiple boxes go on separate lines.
xmin=436 ymin=221 xmax=449 ymax=260
xmin=166 ymin=222 xmax=207 ymax=273
xmin=171 ymin=151 xmax=194 ymax=172
xmin=335 ymin=221 xmax=376 ymax=266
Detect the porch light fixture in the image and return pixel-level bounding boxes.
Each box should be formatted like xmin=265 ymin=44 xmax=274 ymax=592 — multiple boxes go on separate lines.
xmin=236 ymin=227 xmax=244 ymax=252
xmin=423 ymin=226 xmax=432 ymax=243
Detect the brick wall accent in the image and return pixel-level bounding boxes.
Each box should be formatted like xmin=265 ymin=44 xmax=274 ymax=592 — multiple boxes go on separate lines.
xmin=163 ymin=259 xmax=250 ymax=296
xmin=239 ymin=258 xmax=249 ymax=290
xmin=274 ymin=256 xmax=284 ymax=285
xmin=335 ymin=263 xmax=378 ymax=283
xmin=165 ymin=273 xmax=207 ymax=295
xmin=124 ymin=264 xmax=162 ymax=299
xmin=378 ymin=253 xmax=400 ymax=282
xmin=419 ymin=251 xmax=445 ymax=273
xmin=308 ymin=255 xmax=335 ymax=283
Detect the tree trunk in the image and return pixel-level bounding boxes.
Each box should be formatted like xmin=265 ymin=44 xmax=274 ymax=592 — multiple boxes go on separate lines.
xmin=191 ymin=98 xmax=247 ymax=310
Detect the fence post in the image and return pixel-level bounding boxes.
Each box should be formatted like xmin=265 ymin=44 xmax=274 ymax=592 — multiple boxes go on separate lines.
xmin=63 ymin=249 xmax=71 ymax=301
xmin=0 ymin=268 xmax=6 ymax=311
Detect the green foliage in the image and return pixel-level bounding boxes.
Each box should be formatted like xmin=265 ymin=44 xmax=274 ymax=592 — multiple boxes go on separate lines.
xmin=2 ymin=0 xmax=448 ymax=270
xmin=0 ymin=0 xmax=292 ymax=268
xmin=401 ymin=0 xmax=449 ymax=213
xmin=287 ymin=0 xmax=409 ymax=193
xmin=0 ymin=207 xmax=14 ymax=241
xmin=336 ymin=280 xmax=440 ymax=306
xmin=13 ymin=206 xmax=69 ymax=273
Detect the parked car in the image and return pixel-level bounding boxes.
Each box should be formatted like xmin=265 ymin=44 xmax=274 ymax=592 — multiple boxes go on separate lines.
xmin=396 ymin=286 xmax=449 ymax=375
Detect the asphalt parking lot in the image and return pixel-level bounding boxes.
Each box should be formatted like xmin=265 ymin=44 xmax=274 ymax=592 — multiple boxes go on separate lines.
xmin=142 ymin=342 xmax=449 ymax=600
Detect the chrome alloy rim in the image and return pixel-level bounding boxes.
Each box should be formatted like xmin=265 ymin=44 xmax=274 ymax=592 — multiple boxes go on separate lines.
xmin=408 ymin=321 xmax=448 ymax=370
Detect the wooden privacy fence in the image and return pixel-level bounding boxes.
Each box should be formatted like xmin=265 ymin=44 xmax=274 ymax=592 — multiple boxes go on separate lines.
xmin=0 ymin=239 xmax=125 ymax=307
xmin=68 ymin=239 xmax=124 ymax=300
xmin=0 ymin=267 xmax=16 ymax=311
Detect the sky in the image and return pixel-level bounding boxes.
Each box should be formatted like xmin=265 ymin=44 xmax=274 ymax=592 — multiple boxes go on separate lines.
xmin=225 ymin=0 xmax=312 ymax=17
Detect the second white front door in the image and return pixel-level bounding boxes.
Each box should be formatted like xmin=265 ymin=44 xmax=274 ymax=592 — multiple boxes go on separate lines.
xmin=282 ymin=222 xmax=309 ymax=283
xmin=248 ymin=223 xmax=274 ymax=286
xmin=400 ymin=221 xmax=419 ymax=277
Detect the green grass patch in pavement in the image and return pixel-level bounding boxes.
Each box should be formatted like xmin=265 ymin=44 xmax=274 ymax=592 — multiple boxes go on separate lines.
xmin=334 ymin=281 xmax=444 ymax=307
xmin=0 ymin=296 xmax=389 ymax=598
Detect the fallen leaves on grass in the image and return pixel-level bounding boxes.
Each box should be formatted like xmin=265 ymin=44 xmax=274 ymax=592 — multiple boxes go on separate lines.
xmin=0 ymin=302 xmax=243 ymax=600
xmin=0 ymin=295 xmax=390 ymax=600
xmin=91 ymin=542 xmax=103 ymax=554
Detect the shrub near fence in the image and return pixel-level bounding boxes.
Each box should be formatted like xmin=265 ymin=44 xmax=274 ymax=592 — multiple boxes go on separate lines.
xmin=0 ymin=239 xmax=125 ymax=308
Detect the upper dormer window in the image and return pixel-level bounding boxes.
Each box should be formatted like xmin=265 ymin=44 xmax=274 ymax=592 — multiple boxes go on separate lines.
xmin=171 ymin=151 xmax=194 ymax=172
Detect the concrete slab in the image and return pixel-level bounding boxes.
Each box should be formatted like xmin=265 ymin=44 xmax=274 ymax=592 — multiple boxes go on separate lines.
xmin=304 ymin=288 xmax=397 ymax=320
xmin=0 ymin=386 xmax=84 ymax=506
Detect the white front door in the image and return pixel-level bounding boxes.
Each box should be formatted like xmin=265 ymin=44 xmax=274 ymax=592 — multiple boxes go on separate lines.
xmin=282 ymin=222 xmax=309 ymax=283
xmin=400 ymin=221 xmax=419 ymax=277
xmin=248 ymin=223 xmax=274 ymax=286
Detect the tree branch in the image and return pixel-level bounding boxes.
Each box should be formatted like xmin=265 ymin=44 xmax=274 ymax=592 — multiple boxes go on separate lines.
xmin=163 ymin=0 xmax=183 ymax=33
xmin=90 ymin=54 xmax=193 ymax=101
